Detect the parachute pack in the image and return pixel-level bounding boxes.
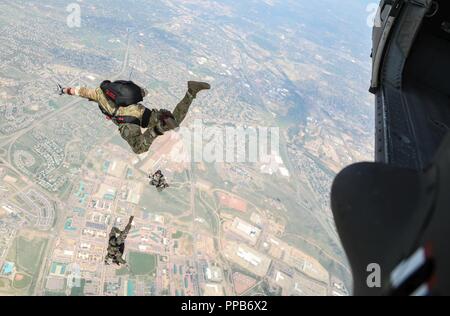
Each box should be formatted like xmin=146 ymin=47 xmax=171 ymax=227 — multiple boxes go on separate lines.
xmin=100 ymin=80 xmax=144 ymax=107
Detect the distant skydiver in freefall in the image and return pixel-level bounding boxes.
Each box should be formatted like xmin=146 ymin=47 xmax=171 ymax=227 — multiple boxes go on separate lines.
xmin=57 ymin=80 xmax=210 ymax=155
xmin=105 ymin=216 xmax=134 ymax=266
xmin=149 ymin=170 xmax=169 ymax=192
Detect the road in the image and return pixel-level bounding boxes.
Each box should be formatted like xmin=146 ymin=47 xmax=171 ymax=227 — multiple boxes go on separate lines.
xmin=188 ymin=160 xmax=203 ymax=295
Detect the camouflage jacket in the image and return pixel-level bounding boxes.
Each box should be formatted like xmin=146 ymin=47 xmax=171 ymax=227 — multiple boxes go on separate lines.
xmin=76 ymin=87 xmax=159 ymax=127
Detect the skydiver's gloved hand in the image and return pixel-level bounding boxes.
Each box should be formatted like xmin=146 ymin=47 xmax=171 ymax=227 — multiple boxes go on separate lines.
xmin=56 ymin=83 xmax=64 ymax=95
xmin=57 ymin=84 xmax=76 ymax=96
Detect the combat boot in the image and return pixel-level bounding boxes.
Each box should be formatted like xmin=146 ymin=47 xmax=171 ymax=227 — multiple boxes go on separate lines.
xmin=115 ymin=256 xmax=127 ymax=266
xmin=188 ymin=81 xmax=211 ymax=98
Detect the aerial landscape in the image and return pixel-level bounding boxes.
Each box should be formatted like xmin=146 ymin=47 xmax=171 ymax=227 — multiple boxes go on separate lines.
xmin=0 ymin=0 xmax=374 ymax=296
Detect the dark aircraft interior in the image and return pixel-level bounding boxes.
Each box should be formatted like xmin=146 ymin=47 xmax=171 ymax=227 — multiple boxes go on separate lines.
xmin=373 ymin=0 xmax=450 ymax=169
xmin=401 ymin=0 xmax=450 ymax=169
xmin=331 ymin=0 xmax=450 ymax=295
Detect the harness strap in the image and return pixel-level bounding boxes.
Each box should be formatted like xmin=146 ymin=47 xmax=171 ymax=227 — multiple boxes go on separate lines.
xmin=99 ymin=105 xmax=147 ymax=127
xmin=141 ymin=108 xmax=151 ymax=128
xmin=113 ymin=116 xmax=141 ymax=125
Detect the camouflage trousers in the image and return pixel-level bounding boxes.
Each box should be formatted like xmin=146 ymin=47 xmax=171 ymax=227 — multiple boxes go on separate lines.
xmin=105 ymin=252 xmax=127 ymax=265
xmin=118 ymin=92 xmax=194 ymax=155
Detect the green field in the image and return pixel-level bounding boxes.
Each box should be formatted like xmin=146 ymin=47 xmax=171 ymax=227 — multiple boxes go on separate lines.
xmin=115 ymin=267 xmax=130 ymax=276
xmin=171 ymin=230 xmax=183 ymax=239
xmin=12 ymin=274 xmax=32 ymax=290
xmin=129 ymin=252 xmax=157 ymax=276
xmin=7 ymin=236 xmax=48 ymax=275
xmin=70 ymin=279 xmax=86 ymax=296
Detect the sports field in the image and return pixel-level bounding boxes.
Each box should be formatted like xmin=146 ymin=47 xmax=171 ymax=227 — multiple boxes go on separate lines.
xmin=7 ymin=236 xmax=48 ymax=275
xmin=129 ymin=252 xmax=157 ymax=276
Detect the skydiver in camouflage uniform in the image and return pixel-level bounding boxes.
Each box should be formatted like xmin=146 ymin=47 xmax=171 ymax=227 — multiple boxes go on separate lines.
xmin=58 ymin=81 xmax=210 ymax=154
xmin=105 ymin=216 xmax=134 ymax=266
xmin=149 ymin=170 xmax=169 ymax=192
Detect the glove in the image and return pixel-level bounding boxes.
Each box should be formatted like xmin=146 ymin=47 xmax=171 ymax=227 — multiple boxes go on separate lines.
xmin=56 ymin=83 xmax=64 ymax=95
